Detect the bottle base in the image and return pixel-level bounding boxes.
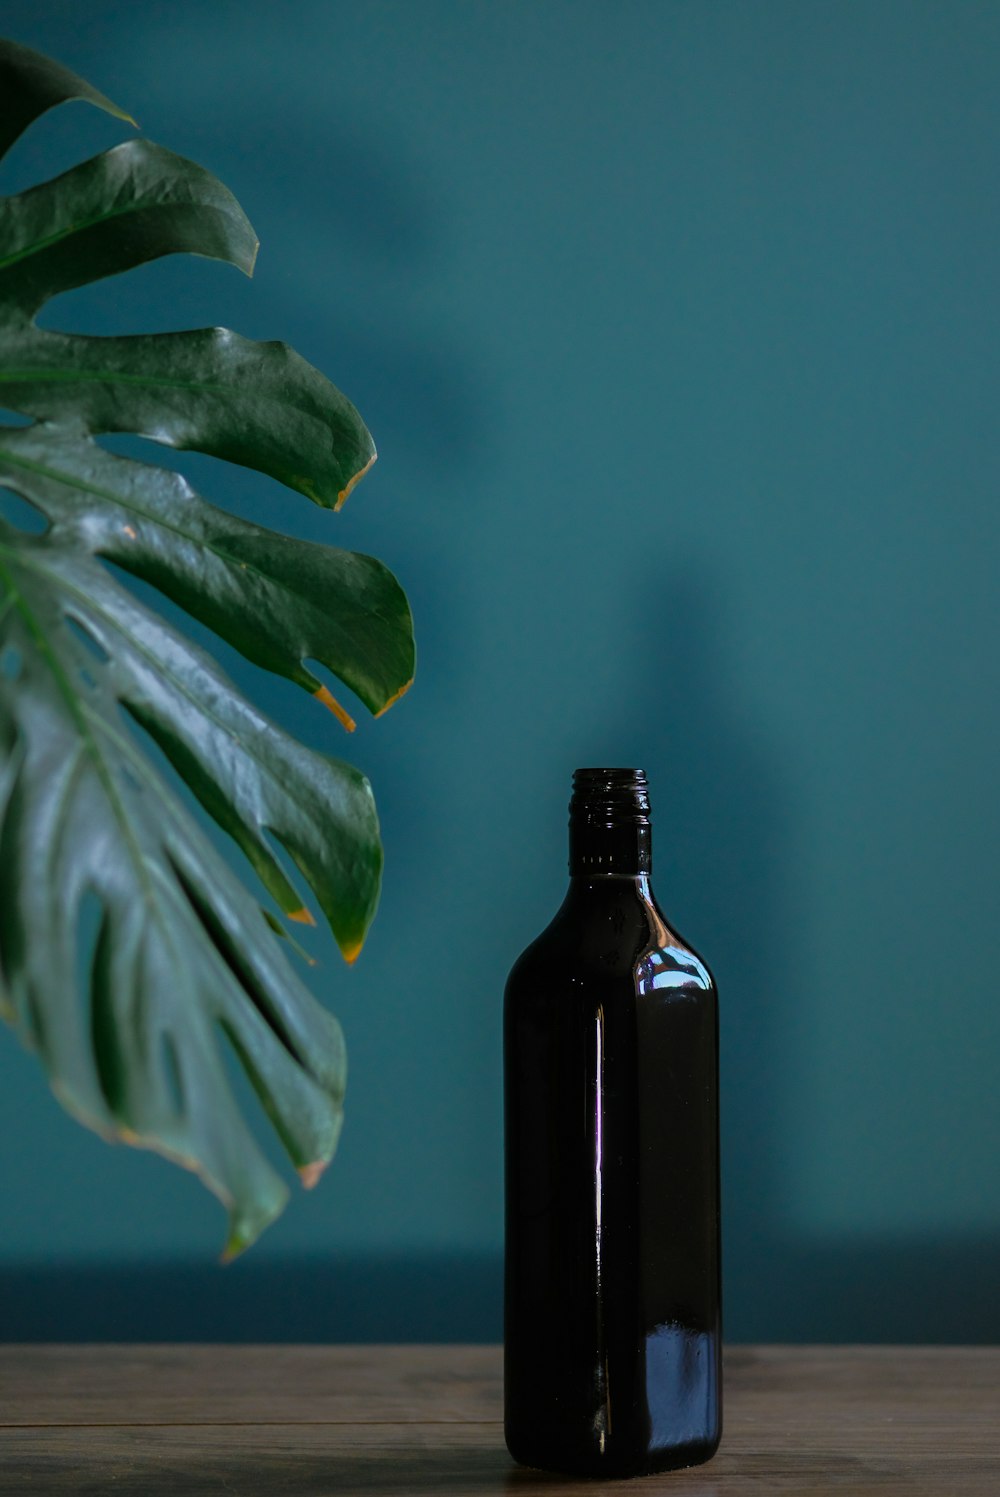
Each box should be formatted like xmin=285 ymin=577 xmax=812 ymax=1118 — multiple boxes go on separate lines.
xmin=505 ymin=1428 xmax=721 ymax=1481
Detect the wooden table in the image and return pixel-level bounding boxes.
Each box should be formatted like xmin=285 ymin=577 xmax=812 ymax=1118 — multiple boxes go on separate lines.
xmin=0 ymin=1345 xmax=996 ymax=1493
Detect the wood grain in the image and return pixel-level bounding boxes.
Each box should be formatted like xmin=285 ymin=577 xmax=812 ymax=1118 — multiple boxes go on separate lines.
xmin=0 ymin=1345 xmax=996 ymax=1495
xmin=0 ymin=1343 xmax=503 ymax=1426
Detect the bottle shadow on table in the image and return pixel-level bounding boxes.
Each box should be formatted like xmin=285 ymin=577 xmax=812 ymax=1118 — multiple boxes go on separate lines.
xmin=22 ymin=1439 xmax=727 ymax=1497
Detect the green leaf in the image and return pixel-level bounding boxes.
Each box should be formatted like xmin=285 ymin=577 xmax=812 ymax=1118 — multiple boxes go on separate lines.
xmin=0 ymin=325 xmax=377 ymax=509
xmin=0 ymin=37 xmax=136 ymax=162
xmin=0 ymin=522 xmax=351 ymax=1254
xmin=0 ymin=37 xmax=415 ymax=1253
xmin=0 ymin=425 xmax=415 ymax=718
xmin=7 ymin=531 xmax=384 ymax=953
xmin=0 ymin=139 xmax=258 ymax=316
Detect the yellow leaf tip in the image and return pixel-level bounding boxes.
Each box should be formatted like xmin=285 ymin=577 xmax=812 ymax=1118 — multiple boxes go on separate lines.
xmin=287 ymin=906 xmax=316 ymax=927
xmin=341 ymin=939 xmax=363 ymax=966
xmin=313 ymin=685 xmax=356 ymax=732
xmin=335 ymin=450 xmax=377 ymax=510
xmin=374 ymin=677 xmax=414 ymax=718
xmin=298 ymin=1160 xmax=328 ymax=1190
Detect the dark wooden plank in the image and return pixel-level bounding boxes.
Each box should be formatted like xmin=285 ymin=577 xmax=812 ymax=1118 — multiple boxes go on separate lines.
xmin=0 ymin=1344 xmax=503 ymax=1426
xmin=2 ymin=1344 xmax=997 ymax=1429
xmin=0 ymin=1345 xmax=996 ymax=1494
xmin=0 ymin=1419 xmax=997 ymax=1496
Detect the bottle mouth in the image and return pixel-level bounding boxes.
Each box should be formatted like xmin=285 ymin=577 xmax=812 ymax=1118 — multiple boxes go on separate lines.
xmin=570 ymin=767 xmax=650 ymax=822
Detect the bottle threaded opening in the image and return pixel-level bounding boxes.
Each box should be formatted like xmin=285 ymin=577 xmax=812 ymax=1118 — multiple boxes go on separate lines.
xmin=570 ymin=767 xmax=650 ymax=822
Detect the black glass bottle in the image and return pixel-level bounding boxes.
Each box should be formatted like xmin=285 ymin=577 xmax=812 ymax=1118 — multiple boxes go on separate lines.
xmin=504 ymin=768 xmax=721 ymax=1479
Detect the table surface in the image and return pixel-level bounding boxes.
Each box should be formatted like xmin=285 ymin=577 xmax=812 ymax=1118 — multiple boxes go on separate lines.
xmin=0 ymin=1344 xmax=996 ymax=1495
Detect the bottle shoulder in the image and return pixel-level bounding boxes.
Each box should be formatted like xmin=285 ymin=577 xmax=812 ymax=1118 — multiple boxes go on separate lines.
xmin=643 ymin=897 xmax=716 ymax=994
xmin=505 ymin=881 xmax=715 ymax=997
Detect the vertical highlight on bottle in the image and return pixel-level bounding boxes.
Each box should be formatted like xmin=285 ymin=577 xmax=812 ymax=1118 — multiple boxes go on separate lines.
xmin=503 ymin=768 xmax=721 ymax=1478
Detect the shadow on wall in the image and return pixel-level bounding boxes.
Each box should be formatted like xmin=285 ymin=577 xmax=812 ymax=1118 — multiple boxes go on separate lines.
xmin=627 ymin=565 xmax=792 ymax=1320
xmin=608 ymin=559 xmax=1000 ymax=1344
xmin=215 ymin=92 xmax=490 ymax=484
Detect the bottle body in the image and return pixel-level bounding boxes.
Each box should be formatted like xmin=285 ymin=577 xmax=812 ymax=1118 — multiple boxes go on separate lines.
xmin=504 ymin=771 xmax=721 ymax=1478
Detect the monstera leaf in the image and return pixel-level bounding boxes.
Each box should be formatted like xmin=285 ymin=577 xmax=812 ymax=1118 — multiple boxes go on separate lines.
xmin=0 ymin=39 xmax=414 ymax=1255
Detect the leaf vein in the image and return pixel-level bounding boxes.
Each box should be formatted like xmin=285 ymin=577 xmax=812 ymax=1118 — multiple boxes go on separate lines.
xmin=0 ymin=545 xmax=156 ymax=910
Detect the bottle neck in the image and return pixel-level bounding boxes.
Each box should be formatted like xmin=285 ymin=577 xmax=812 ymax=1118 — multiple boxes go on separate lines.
xmin=569 ymin=819 xmax=651 ymax=878
xmin=567 ymin=767 xmax=652 ymax=879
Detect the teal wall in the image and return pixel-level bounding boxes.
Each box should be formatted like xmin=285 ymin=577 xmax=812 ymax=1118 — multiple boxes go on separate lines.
xmin=1 ymin=0 xmax=998 ymax=1341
